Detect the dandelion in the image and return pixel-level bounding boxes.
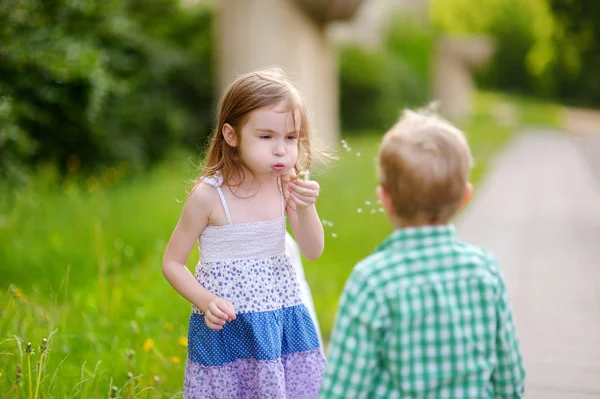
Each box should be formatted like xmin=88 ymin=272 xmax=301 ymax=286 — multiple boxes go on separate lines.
xmin=178 ymin=337 xmax=188 ymax=348
xmin=110 ymin=385 xmax=118 ymax=398
xmin=357 ymin=208 xmax=362 ymax=214
xmin=10 ymin=284 xmax=27 ymax=302
xmin=297 ymin=170 xmax=310 ymax=181
xmin=124 ymin=246 xmax=134 ymax=258
xmin=125 ymin=349 xmax=135 ymax=360
xmin=143 ymin=338 xmax=154 ymax=352
xmin=171 ymin=356 xmax=181 ymax=365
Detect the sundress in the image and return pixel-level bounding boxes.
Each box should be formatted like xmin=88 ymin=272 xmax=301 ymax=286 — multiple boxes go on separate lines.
xmin=184 ymin=175 xmax=326 ymax=398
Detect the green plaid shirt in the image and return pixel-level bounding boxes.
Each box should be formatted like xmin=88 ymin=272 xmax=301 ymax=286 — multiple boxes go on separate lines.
xmin=320 ymin=225 xmax=525 ymax=399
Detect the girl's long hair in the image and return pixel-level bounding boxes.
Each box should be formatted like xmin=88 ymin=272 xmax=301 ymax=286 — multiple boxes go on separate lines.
xmin=198 ymin=67 xmax=313 ymax=188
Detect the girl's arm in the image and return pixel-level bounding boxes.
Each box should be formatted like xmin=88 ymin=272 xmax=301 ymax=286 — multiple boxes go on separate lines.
xmin=285 ymin=176 xmax=325 ymax=260
xmin=162 ymin=183 xmax=236 ymax=329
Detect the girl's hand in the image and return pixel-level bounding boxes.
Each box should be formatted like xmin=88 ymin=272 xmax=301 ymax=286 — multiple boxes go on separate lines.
xmin=288 ymin=176 xmax=320 ymax=209
xmin=203 ymin=297 xmax=236 ymax=330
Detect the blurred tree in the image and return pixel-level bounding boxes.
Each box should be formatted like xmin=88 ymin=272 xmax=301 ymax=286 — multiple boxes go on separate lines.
xmin=0 ymin=0 xmax=215 ymax=182
xmin=547 ymin=0 xmax=600 ymax=107
xmin=339 ymin=16 xmax=434 ymax=133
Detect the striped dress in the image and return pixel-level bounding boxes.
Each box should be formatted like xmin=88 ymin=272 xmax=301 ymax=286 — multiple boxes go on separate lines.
xmin=184 ymin=175 xmax=326 ymax=398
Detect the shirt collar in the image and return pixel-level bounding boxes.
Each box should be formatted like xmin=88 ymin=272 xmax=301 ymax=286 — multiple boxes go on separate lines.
xmin=374 ymin=224 xmax=458 ymax=253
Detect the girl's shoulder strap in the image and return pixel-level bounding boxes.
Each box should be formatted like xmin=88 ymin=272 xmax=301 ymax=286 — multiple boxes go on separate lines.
xmin=201 ymin=174 xmax=232 ymax=224
xmin=201 ymin=174 xmax=223 ymax=188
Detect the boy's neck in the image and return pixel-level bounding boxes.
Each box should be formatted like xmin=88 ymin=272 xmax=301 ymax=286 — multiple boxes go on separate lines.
xmin=389 ymin=215 xmax=451 ymax=230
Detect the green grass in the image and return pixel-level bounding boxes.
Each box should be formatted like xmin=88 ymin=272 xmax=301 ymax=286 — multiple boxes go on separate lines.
xmin=0 ymin=91 xmax=562 ymax=397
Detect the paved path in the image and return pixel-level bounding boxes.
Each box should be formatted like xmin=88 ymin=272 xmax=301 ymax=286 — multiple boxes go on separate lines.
xmin=457 ymin=130 xmax=600 ymax=398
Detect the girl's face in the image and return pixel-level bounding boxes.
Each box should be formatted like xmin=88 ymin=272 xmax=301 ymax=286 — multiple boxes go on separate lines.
xmin=225 ymin=101 xmax=300 ymax=177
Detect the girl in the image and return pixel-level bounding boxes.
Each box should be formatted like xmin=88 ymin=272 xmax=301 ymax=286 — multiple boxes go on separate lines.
xmin=162 ymin=68 xmax=326 ymax=398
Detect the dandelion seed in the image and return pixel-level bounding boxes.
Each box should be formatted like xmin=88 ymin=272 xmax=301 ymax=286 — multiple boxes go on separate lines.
xmin=153 ymin=376 xmax=160 ymax=383
xmin=125 ymin=349 xmax=135 ymax=359
xmin=321 ymin=219 xmax=334 ymax=228
xmin=171 ymin=356 xmax=181 ymax=365
xmin=340 ymin=139 xmax=352 ymax=152
xmin=142 ymin=338 xmax=154 ymax=352
xmin=378 ymin=208 xmax=385 ymax=212
xmin=127 ymin=372 xmax=134 ymax=379
xmin=356 ymin=152 xmax=361 ymax=157
xmin=357 ymin=208 xmax=362 ymax=213
xmin=365 ymin=200 xmax=372 ymax=206
xmin=331 ymin=233 xmax=338 ymax=238
xmin=371 ymin=209 xmax=376 ymax=214
xmin=178 ymin=337 xmax=188 ymax=347
xmin=110 ymin=386 xmax=118 ymax=398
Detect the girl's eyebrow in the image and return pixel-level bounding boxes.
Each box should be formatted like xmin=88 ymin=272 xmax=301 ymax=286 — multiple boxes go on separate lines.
xmin=256 ymin=129 xmax=298 ymax=135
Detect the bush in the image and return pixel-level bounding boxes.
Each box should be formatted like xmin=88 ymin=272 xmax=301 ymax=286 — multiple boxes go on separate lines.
xmin=0 ymin=0 xmax=215 ymax=182
xmin=339 ymin=17 xmax=434 ymax=133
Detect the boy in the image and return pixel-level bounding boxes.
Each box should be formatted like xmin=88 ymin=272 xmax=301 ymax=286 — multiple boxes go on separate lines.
xmin=320 ymin=110 xmax=525 ymax=398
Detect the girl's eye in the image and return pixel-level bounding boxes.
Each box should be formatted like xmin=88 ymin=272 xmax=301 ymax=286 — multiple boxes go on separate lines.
xmin=287 ymin=136 xmax=298 ymax=140
xmin=260 ymin=135 xmax=271 ymax=139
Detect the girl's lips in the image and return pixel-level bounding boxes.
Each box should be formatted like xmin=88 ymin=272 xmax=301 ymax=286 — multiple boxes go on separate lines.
xmin=272 ymin=163 xmax=285 ymax=171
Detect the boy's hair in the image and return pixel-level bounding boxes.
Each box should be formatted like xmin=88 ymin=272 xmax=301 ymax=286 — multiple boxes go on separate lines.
xmin=378 ymin=109 xmax=473 ymax=224
xmin=199 ymin=67 xmax=312 ymax=186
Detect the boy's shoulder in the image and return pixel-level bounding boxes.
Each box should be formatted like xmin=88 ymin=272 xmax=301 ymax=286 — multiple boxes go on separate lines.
xmin=349 ymin=239 xmax=504 ymax=290
xmin=346 ymin=249 xmax=398 ymax=293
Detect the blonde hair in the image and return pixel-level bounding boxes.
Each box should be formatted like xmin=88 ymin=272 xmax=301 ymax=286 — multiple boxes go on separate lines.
xmin=199 ymin=67 xmax=312 ymax=187
xmin=378 ymin=109 xmax=473 ymax=224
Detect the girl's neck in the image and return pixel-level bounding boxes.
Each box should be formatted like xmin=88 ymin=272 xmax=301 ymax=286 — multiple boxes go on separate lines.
xmin=230 ymin=165 xmax=276 ymax=192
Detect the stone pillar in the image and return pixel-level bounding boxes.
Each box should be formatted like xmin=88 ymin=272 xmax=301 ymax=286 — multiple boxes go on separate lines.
xmin=216 ymin=0 xmax=340 ymax=148
xmin=433 ymin=36 xmax=494 ymax=121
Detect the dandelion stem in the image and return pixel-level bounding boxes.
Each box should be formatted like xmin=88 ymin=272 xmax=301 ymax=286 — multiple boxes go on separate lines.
xmin=33 ymin=354 xmax=44 ymax=399
xmin=28 ymin=357 xmax=32 ymax=399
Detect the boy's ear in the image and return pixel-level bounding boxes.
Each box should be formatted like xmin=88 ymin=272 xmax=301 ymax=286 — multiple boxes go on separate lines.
xmin=460 ymin=182 xmax=473 ymax=210
xmin=222 ymin=123 xmax=238 ymax=147
xmin=376 ymin=185 xmax=395 ymax=216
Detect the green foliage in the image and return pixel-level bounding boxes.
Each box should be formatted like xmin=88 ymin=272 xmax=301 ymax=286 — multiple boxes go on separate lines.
xmin=431 ymin=0 xmax=600 ymax=108
xmin=339 ymin=17 xmax=434 ymax=133
xmin=0 ymin=0 xmax=215 ymax=182
xmin=546 ymin=0 xmax=600 ymax=107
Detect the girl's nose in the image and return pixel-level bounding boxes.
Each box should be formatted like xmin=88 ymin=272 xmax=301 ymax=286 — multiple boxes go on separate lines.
xmin=273 ymin=142 xmax=285 ymax=156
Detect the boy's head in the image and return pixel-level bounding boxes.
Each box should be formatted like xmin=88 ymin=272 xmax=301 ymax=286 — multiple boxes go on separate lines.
xmin=376 ymin=109 xmax=474 ymax=227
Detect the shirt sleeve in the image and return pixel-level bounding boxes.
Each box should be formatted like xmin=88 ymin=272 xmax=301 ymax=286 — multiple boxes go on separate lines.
xmin=320 ymin=270 xmax=386 ymax=399
xmin=491 ymin=268 xmax=526 ymax=398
